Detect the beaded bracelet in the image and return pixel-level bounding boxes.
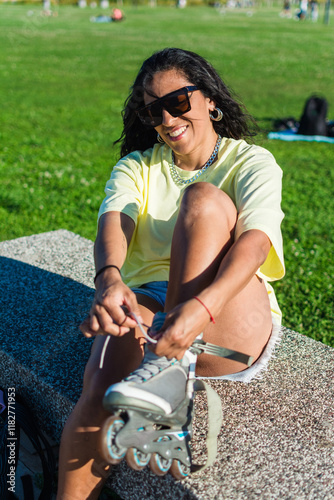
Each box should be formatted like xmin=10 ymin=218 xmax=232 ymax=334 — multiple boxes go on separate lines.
xmin=193 ymin=296 xmax=216 ymax=324
xmin=94 ymin=265 xmax=121 ymax=285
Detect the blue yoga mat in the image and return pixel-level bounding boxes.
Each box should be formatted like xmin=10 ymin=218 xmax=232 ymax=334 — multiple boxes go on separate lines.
xmin=268 ymin=131 xmax=334 ymax=143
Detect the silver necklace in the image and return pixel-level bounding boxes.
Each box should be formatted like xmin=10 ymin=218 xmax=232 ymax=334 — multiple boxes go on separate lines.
xmin=170 ymin=134 xmax=222 ymax=186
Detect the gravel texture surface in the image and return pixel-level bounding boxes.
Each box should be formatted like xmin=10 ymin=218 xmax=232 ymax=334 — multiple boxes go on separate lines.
xmin=0 ymin=230 xmax=333 ymax=499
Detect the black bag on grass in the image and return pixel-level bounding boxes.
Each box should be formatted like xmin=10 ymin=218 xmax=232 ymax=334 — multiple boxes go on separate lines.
xmin=298 ymin=95 xmax=328 ymax=136
xmin=0 ymin=387 xmax=56 ymax=500
xmin=327 ymin=121 xmax=334 ymax=138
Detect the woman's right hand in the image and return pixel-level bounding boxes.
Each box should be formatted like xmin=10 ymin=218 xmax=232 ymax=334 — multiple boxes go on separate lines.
xmin=79 ymin=268 xmax=142 ymax=338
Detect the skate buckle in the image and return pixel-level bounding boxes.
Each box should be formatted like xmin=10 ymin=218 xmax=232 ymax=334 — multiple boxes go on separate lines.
xmin=190 ymin=339 xmax=253 ymax=367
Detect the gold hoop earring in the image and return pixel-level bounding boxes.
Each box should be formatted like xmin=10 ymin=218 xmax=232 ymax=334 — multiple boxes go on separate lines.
xmin=157 ymin=134 xmax=164 ymax=143
xmin=209 ymin=108 xmax=223 ymax=122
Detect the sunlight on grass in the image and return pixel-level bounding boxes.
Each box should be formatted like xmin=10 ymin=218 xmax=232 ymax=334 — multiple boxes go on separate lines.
xmin=0 ymin=3 xmax=333 ymax=345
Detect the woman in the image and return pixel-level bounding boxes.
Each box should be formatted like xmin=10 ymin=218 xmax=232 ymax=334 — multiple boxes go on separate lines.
xmin=57 ymin=48 xmax=284 ymax=499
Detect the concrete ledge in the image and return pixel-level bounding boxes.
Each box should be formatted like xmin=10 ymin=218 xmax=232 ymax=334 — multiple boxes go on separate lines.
xmin=1 ymin=230 xmax=333 ymax=499
xmin=0 ymin=230 xmax=95 ymax=440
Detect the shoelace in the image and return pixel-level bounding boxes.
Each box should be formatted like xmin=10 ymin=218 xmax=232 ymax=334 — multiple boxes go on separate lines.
xmin=125 ymin=355 xmax=173 ymax=384
xmin=129 ymin=311 xmax=158 ymax=344
xmin=99 ymin=312 xmax=158 ymax=369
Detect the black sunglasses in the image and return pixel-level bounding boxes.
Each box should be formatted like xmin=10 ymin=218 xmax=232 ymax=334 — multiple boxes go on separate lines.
xmin=136 ymin=86 xmax=198 ymax=127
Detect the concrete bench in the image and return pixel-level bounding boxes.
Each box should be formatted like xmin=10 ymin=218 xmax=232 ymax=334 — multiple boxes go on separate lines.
xmin=0 ymin=230 xmax=333 ymax=499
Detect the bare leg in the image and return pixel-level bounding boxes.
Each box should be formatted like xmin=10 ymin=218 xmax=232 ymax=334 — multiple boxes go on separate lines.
xmin=56 ymin=296 xmax=161 ymax=500
xmin=165 ymin=182 xmax=272 ymax=377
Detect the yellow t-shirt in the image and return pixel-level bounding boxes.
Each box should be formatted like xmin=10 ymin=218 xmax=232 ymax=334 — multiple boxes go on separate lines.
xmin=98 ymin=138 xmax=285 ymax=322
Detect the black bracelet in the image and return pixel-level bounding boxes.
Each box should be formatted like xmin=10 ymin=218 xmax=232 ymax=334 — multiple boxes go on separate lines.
xmin=94 ymin=265 xmax=121 ymax=284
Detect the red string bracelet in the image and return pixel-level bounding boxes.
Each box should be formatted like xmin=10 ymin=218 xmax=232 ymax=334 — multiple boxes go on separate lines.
xmin=193 ymin=296 xmax=216 ymax=324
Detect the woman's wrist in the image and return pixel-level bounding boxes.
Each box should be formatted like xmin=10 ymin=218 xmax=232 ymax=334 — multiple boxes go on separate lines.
xmin=94 ymin=264 xmax=122 ymax=287
xmin=193 ymin=296 xmax=215 ymax=323
xmin=195 ymin=285 xmax=226 ymax=321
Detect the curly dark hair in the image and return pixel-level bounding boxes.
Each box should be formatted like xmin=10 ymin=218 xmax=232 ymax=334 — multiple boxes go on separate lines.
xmin=115 ymin=48 xmax=257 ymax=158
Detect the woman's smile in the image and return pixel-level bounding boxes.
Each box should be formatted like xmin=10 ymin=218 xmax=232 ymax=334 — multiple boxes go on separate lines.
xmin=167 ymin=125 xmax=188 ymax=140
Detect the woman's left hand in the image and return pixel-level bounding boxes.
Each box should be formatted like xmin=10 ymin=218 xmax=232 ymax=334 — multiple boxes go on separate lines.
xmin=150 ymin=298 xmax=211 ymax=360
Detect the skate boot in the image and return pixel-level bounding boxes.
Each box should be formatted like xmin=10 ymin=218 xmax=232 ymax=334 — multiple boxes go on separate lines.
xmin=100 ymin=312 xmax=252 ymax=479
xmin=100 ymin=347 xmax=194 ymax=479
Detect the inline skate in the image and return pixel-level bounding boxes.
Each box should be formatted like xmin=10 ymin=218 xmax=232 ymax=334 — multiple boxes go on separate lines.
xmin=100 ymin=347 xmax=195 ymax=479
xmin=100 ymin=312 xmax=252 ymax=479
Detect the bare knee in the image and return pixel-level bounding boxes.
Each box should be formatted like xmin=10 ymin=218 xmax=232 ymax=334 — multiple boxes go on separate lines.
xmin=74 ymin=377 xmax=109 ymax=428
xmin=78 ymin=356 xmax=114 ymax=425
xmin=180 ymin=182 xmax=237 ymax=228
xmin=78 ymin=331 xmax=146 ymax=425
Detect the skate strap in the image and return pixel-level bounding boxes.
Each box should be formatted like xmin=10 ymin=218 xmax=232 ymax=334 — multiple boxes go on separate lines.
xmin=190 ymin=339 xmax=253 ymax=367
xmin=191 ymin=379 xmax=223 ymax=473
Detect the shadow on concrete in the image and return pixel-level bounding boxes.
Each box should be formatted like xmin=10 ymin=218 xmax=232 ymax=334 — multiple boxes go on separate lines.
xmin=0 ymin=256 xmax=95 ymax=439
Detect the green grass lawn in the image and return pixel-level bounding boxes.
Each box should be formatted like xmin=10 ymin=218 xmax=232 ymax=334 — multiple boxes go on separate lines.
xmin=0 ymin=3 xmax=333 ymax=345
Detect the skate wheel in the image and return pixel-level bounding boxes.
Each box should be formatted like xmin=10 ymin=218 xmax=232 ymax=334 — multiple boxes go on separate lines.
xmin=149 ymin=436 xmax=173 ymax=476
xmin=100 ymin=415 xmax=126 ymax=464
xmin=169 ymin=459 xmax=190 ymax=480
xmin=149 ymin=452 xmax=172 ymax=476
xmin=126 ymin=448 xmax=151 ymax=471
